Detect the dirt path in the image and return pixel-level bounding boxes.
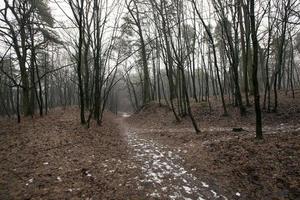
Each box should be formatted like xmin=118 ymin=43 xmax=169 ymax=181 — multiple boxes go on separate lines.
xmin=1 ymin=109 xmax=299 ymax=199
xmin=119 ymin=116 xmax=228 ymax=200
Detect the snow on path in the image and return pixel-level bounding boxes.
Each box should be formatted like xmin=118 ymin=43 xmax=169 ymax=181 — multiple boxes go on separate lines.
xmin=125 ymin=129 xmax=227 ymax=200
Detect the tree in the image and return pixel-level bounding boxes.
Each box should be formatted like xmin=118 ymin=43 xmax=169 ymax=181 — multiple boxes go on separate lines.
xmin=249 ymin=0 xmax=263 ymax=139
xmin=0 ymin=0 xmax=57 ymax=117
xmin=212 ymin=0 xmax=246 ymax=116
xmin=126 ymin=0 xmax=151 ymax=105
xmin=68 ymin=0 xmax=86 ymax=124
xmin=191 ymin=0 xmax=228 ymax=116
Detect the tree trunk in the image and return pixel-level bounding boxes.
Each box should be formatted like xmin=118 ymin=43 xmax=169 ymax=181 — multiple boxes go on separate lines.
xmin=250 ymin=0 xmax=263 ymax=139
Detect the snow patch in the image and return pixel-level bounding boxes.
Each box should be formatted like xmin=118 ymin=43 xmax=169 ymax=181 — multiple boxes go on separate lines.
xmin=201 ymin=181 xmax=209 ymax=187
xmin=57 ymin=176 xmax=62 ymax=182
xmin=183 ymin=186 xmax=192 ymax=194
xmin=126 ymin=129 xmax=227 ymax=199
xmin=26 ymin=178 xmax=34 ymax=186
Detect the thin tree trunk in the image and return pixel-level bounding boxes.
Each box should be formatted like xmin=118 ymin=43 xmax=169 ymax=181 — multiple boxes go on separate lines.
xmin=250 ymin=0 xmax=263 ymax=139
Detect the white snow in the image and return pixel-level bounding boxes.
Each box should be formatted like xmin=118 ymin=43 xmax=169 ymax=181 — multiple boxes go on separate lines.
xmin=183 ymin=186 xmax=192 ymax=194
xmin=149 ymin=192 xmax=160 ymax=197
xmin=126 ymin=128 xmax=227 ymax=199
xmin=211 ymin=190 xmax=219 ymax=198
xmin=201 ymin=181 xmax=209 ymax=187
xmin=26 ymin=178 xmax=34 ymax=186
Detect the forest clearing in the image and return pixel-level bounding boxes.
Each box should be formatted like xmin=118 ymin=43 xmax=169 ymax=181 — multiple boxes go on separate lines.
xmin=1 ymin=0 xmax=300 ymax=199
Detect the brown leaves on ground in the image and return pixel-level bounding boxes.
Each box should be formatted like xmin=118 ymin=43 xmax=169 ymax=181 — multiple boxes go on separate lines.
xmin=0 ymin=108 xmax=141 ymax=199
xmin=1 ymin=91 xmax=300 ymax=199
xmin=126 ymin=91 xmax=300 ymax=200
xmin=128 ymin=90 xmax=300 ymax=130
xmin=201 ymin=132 xmax=300 ymax=200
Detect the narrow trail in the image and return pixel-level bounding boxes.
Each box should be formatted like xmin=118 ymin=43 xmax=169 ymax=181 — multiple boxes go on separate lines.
xmin=118 ymin=115 xmax=227 ymax=200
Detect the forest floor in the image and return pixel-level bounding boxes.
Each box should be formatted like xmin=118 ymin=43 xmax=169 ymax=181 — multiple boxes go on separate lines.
xmin=126 ymin=91 xmax=300 ymax=200
xmin=0 ymin=107 xmax=228 ymax=200
xmin=0 ymin=92 xmax=300 ymax=200
xmin=0 ymin=108 xmax=145 ymax=199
